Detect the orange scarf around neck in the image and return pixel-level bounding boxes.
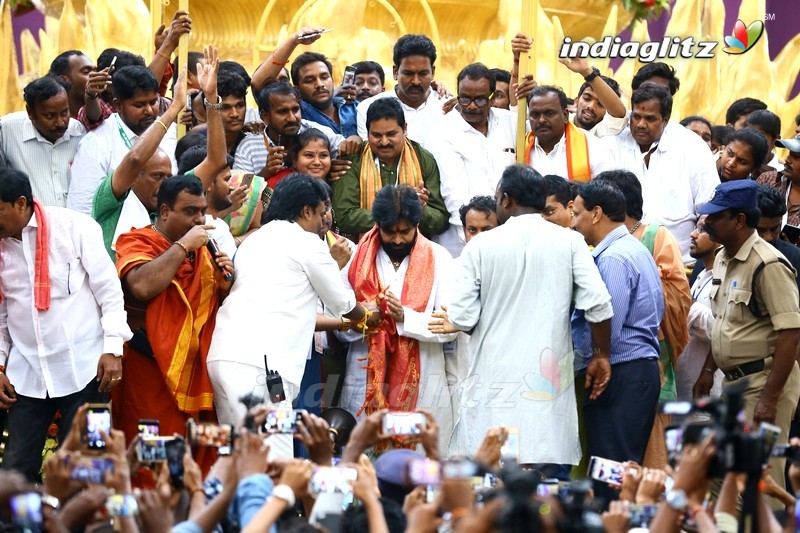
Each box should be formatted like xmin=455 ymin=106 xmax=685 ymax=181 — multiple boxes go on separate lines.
xmin=0 ymin=199 xmax=50 ymax=311
xmin=525 ymin=120 xmax=592 ymax=182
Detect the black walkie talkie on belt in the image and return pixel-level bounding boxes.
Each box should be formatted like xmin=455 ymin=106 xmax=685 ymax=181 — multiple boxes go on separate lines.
xmin=264 ymin=354 xmax=286 ymax=403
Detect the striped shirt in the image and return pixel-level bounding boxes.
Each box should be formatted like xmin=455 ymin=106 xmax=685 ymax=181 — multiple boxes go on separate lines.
xmin=572 ymin=224 xmax=664 ymax=370
xmin=0 ymin=111 xmax=85 ymax=207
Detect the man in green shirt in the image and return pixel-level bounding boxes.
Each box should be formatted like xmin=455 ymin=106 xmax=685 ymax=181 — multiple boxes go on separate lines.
xmin=332 ymin=98 xmax=448 ymax=238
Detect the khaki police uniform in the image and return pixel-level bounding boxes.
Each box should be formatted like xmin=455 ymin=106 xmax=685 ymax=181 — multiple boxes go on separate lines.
xmin=710 ymin=230 xmax=800 ymax=491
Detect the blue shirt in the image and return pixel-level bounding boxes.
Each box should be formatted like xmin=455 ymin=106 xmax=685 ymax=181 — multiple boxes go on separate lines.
xmin=571 ymin=225 xmax=664 ymax=370
xmin=300 ymin=97 xmax=358 ymax=138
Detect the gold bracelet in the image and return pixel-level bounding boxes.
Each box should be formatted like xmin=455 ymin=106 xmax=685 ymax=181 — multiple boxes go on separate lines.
xmin=340 ymin=317 xmax=351 ymax=331
xmin=154 ymin=119 xmax=169 ymax=133
xmin=173 ymin=240 xmax=190 ymax=256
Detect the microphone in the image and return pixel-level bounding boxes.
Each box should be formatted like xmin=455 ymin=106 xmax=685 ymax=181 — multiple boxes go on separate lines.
xmin=206 ymin=238 xmax=233 ymax=282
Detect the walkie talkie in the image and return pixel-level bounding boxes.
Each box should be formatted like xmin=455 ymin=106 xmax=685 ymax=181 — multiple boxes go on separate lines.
xmin=264 ymin=354 xmax=286 ymax=403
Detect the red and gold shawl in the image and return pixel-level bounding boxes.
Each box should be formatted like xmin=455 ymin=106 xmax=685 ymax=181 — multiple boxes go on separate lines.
xmin=525 ymin=120 xmax=592 ymax=182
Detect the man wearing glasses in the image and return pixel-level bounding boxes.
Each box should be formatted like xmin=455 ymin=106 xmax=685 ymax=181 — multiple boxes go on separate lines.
xmin=428 ymin=63 xmax=517 ymax=258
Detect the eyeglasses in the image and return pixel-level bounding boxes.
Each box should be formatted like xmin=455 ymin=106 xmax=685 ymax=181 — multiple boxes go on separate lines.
xmin=457 ymin=95 xmax=491 ymax=108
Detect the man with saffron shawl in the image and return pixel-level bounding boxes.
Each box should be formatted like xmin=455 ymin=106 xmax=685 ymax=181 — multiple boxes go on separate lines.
xmin=339 ymin=185 xmax=456 ymax=451
xmin=112 ymin=174 xmax=234 ymax=447
xmin=332 ymin=98 xmax=449 ymax=240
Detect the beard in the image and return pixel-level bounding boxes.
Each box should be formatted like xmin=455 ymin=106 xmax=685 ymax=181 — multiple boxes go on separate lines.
xmin=381 ymin=233 xmax=417 ymax=262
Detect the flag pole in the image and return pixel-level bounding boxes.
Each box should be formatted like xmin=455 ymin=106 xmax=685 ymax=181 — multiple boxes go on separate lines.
xmin=177 ymin=0 xmax=190 ymax=139
xmin=515 ymin=0 xmax=538 ymax=164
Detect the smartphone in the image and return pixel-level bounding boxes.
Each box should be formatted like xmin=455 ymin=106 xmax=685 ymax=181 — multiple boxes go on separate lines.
xmin=137 ymin=437 xmax=175 ymax=462
xmin=309 ymin=466 xmax=358 ymax=494
xmin=300 ymin=28 xmax=332 ymax=40
xmin=108 ymin=55 xmax=118 ymax=75
xmin=588 ymin=456 xmax=631 ymax=487
xmin=138 ymin=419 xmax=160 ymax=437
xmin=165 ymin=438 xmax=185 ymax=490
xmin=241 ymin=173 xmax=255 ymax=189
xmin=536 ymin=479 xmax=560 ymax=497
xmin=70 ymin=457 xmax=114 ymax=484
xmin=660 ymin=401 xmax=693 ymax=416
xmin=665 ymin=425 xmax=683 ymax=454
xmin=186 ymin=420 xmax=233 ymax=455
xmin=442 ymin=458 xmax=479 ymax=480
xmin=782 ymin=224 xmax=800 ymax=244
xmin=628 ymin=504 xmax=659 ymax=527
xmin=263 ymin=408 xmax=304 ymax=434
xmin=10 ymin=493 xmax=43 ymax=533
xmin=382 ymin=412 xmax=426 ymax=436
xmin=407 ymin=458 xmax=441 ymax=486
xmin=759 ymin=422 xmax=782 ymax=462
xmin=85 ymin=404 xmax=111 ymax=451
xmin=342 ymin=65 xmax=356 ymax=86
xmin=500 ymin=427 xmax=520 ymax=463
xmin=105 ymin=494 xmax=139 ymax=517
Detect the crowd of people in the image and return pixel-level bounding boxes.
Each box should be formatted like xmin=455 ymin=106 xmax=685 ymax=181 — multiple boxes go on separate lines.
xmin=1 ymin=9 xmax=800 ymax=532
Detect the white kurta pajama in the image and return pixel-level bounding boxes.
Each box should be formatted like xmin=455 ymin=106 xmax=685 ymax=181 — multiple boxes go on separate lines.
xmin=339 ymin=242 xmax=458 ymax=451
xmin=446 ymin=214 xmax=613 ymax=465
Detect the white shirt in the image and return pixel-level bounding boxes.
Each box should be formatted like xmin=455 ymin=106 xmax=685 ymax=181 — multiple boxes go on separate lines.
xmin=568 ymin=109 xmax=629 ymax=138
xmin=0 ymin=111 xmax=85 ymax=207
xmin=68 ymin=113 xmax=177 ymax=215
xmin=0 ymin=207 xmax=131 ymax=398
xmin=357 ymin=89 xmax=444 ymax=149
xmin=527 ymin=128 xmax=615 ymax=180
xmin=205 ymin=214 xmax=237 ymax=259
xmin=207 ymin=220 xmax=356 ymax=386
xmin=428 ymin=108 xmax=516 ymax=257
xmin=603 ymin=122 xmax=719 ymax=264
xmin=446 ymin=214 xmax=613 ymax=464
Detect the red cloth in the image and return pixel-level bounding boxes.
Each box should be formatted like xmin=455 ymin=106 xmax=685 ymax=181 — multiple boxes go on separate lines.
xmin=0 ymin=200 xmax=50 ymax=310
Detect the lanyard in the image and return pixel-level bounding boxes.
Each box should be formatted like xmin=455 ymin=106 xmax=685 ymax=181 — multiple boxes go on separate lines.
xmin=115 ymin=115 xmax=133 ymax=149
xmin=692 ymin=273 xmax=713 ymax=301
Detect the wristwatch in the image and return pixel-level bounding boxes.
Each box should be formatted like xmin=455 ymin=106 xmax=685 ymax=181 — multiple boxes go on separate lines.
xmin=272 ymin=484 xmax=296 ymax=507
xmin=583 ymin=66 xmax=601 ymax=83
xmin=665 ymin=489 xmax=688 ymax=512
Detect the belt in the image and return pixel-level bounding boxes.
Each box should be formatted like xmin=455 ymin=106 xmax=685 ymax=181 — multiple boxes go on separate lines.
xmin=722 ymin=359 xmax=767 ymax=382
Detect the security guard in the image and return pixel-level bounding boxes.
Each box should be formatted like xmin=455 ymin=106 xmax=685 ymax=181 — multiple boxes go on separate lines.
xmin=696 ymin=179 xmax=800 ymax=492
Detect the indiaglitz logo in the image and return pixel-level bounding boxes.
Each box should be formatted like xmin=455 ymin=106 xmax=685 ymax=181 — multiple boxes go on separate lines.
xmin=723 ymin=19 xmax=765 ymax=54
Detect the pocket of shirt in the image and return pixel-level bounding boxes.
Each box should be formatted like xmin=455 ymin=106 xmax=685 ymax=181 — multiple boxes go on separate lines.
xmin=726 ymin=288 xmax=752 ymax=323
xmin=50 ymin=258 xmax=83 ymax=299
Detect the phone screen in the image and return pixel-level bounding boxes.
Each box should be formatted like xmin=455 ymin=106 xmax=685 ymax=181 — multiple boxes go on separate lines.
xmin=442 ymin=459 xmax=479 ymax=480
xmin=187 ymin=421 xmax=233 ymax=455
xmin=138 ymin=420 xmax=160 ymax=437
xmin=106 ymin=494 xmax=139 ymax=517
xmin=342 ymin=66 xmax=356 ymax=86
xmin=629 ymin=504 xmax=659 ymax=527
xmin=86 ymin=405 xmax=111 ymax=451
xmin=10 ymin=493 xmax=43 ymax=533
xmin=70 ymin=457 xmax=114 ymax=484
xmin=165 ymin=438 xmax=185 ymax=490
xmin=310 ymin=466 xmax=358 ymax=494
xmin=382 ymin=412 xmax=426 ymax=436
xmin=665 ymin=426 xmax=683 ymax=454
xmin=263 ymin=408 xmax=303 ymax=434
xmin=408 ymin=459 xmax=441 ymax=486
xmin=588 ymin=456 xmax=626 ymax=486
xmin=137 ymin=437 xmax=171 ymax=462
xmin=501 ymin=427 xmax=520 ymax=462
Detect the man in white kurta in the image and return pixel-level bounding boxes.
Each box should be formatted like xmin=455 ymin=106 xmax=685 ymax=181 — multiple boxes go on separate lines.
xmin=435 ymin=165 xmax=613 ymax=465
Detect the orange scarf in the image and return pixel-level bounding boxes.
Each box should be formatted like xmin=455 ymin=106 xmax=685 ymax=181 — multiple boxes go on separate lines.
xmin=0 ymin=199 xmax=50 ymax=311
xmin=116 ymin=227 xmax=218 ymax=414
xmin=525 ymin=120 xmax=592 ymax=181
xmin=348 ymin=227 xmax=435 ymax=418
xmin=358 ymin=141 xmax=423 ymax=210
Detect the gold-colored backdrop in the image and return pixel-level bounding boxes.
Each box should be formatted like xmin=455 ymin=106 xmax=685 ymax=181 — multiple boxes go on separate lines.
xmin=2 ymin=0 xmax=799 ymax=140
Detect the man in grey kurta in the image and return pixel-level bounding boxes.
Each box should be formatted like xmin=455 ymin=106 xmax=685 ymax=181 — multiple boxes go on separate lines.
xmin=430 ymin=165 xmax=614 ymax=465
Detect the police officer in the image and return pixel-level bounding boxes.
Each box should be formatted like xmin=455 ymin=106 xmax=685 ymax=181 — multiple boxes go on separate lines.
xmin=694 ymin=179 xmax=800 ymax=492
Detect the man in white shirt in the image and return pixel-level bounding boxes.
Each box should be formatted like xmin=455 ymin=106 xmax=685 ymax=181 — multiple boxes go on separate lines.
xmin=0 ymin=168 xmax=131 ymax=481
xmin=603 ymin=84 xmax=718 ymax=265
xmin=429 ymin=165 xmax=614 ymax=466
xmin=428 ymin=63 xmax=516 ymax=257
xmin=357 ymin=34 xmax=445 ymax=149
xmin=207 ymin=174 xmax=381 ymax=457
xmin=525 ymin=86 xmax=614 ymax=181
xmin=0 ymin=76 xmax=85 ymax=207
xmin=68 ymin=65 xmax=177 ymax=215
xmin=559 ymin=57 xmax=628 ymax=138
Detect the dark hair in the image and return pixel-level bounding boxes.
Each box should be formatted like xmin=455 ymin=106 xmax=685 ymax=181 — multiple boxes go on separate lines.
xmin=255 ymin=81 xmax=300 ymax=113
xmin=372 ymin=185 xmax=422 ymax=228
xmin=527 ymin=85 xmax=569 ymax=110
xmin=23 ymin=76 xmax=69 ymax=110
xmin=542 ymin=174 xmax=572 ymax=207
xmin=177 ymin=145 xmax=234 ymax=175
xmin=631 ymin=62 xmax=680 ymax=95
xmin=290 ymin=52 xmax=333 ymax=86
xmin=264 ymin=172 xmax=331 ymax=223
xmin=217 ymin=71 xmax=249 ymax=99
xmin=631 ymin=84 xmax=672 ymax=119
xmin=725 ymin=97 xmax=767 ymax=126
xmin=498 ymin=165 xmax=547 ymax=210
xmin=341 ymin=497 xmax=406 ymax=533
xmin=459 ymin=195 xmax=496 ymax=227
xmin=594 ymin=170 xmax=644 ymax=221
xmin=171 ymin=51 xmax=204 ymax=89
xmin=0 ymin=167 xmax=33 ymax=205
xmin=219 ymin=61 xmax=252 ymax=86
xmin=353 ymin=61 xmax=386 ymax=85
xmin=366 ymin=98 xmax=406 ymax=131
xmin=97 ymin=48 xmax=146 ymax=71
xmin=727 ymin=128 xmax=769 ymax=167
xmin=679 ymin=115 xmax=712 ymax=131
xmin=112 ymin=65 xmax=159 ymax=101
xmin=457 ymin=63 xmax=495 ymax=94
xmin=490 ymin=68 xmax=511 ymax=84
xmin=743 ymin=109 xmax=781 ymax=140
xmin=577 ymin=75 xmax=621 ymax=98
xmin=757 ymin=184 xmax=787 ymax=218
xmin=156 ymin=174 xmax=205 ymax=211
xmin=175 ymin=133 xmax=207 ymax=163
xmin=712 ymin=125 xmax=735 ymax=147
xmin=578 ymin=180 xmax=627 ymax=223
xmin=48 ymin=50 xmax=85 ymax=77
xmin=393 ymin=34 xmax=437 ymax=67
xmin=291 ymin=128 xmax=331 ymax=160
xmin=725 ymin=208 xmax=761 ymax=228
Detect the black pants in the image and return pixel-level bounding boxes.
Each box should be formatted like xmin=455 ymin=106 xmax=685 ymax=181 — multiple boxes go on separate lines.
xmin=2 ymin=379 xmax=104 ymax=481
xmin=584 ymin=358 xmax=660 ymax=502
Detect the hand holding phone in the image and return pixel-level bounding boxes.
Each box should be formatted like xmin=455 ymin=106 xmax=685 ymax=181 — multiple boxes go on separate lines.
xmin=85 ymin=404 xmax=111 ymax=451
xmin=263 ymin=408 xmax=304 ymax=434
xmin=382 ymin=412 xmax=426 ymax=436
xmin=309 ymin=466 xmax=358 ymax=494
xmin=588 ymin=456 xmax=634 ymax=487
